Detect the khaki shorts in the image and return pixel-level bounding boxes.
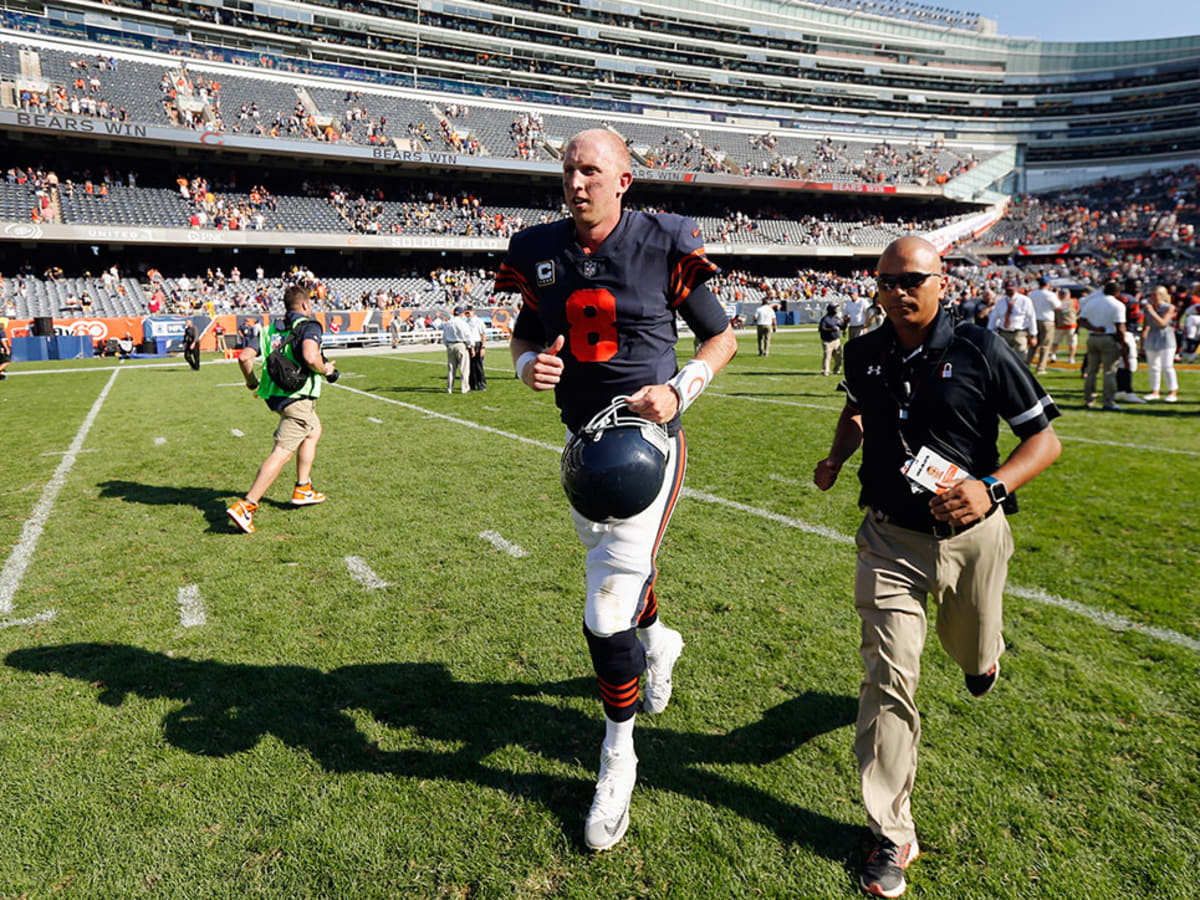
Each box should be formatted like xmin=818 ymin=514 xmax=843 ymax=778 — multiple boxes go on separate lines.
xmin=273 ymin=398 xmax=319 ymax=452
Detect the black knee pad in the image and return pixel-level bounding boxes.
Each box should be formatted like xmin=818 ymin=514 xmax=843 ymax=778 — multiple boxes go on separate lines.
xmin=583 ymin=625 xmax=647 ymax=683
xmin=584 ymin=625 xmax=646 ymax=722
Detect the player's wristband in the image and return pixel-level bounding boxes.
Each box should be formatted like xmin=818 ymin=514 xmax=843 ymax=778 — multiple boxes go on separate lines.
xmin=515 ymin=351 xmax=538 ymax=382
xmin=667 ymin=358 xmax=713 ymax=414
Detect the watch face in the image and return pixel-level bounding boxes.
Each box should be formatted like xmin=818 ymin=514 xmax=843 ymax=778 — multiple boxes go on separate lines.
xmin=989 ymin=481 xmax=1008 ymax=503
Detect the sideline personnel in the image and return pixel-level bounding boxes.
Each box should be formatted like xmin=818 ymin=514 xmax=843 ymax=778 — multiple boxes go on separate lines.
xmin=812 ymin=237 xmax=1061 ymax=898
xmin=226 ymin=286 xmax=336 ymax=534
xmin=498 ymin=128 xmax=737 ymax=853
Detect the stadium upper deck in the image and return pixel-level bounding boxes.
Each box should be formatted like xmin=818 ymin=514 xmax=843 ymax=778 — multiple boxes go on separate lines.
xmin=7 ymin=0 xmax=1196 ymax=180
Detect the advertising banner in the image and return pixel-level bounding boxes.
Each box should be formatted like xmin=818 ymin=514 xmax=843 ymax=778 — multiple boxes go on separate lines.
xmin=4 ymin=316 xmax=145 ymax=343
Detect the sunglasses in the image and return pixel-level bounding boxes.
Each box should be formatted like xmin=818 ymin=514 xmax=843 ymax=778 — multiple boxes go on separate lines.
xmin=876 ymin=272 xmax=938 ymax=291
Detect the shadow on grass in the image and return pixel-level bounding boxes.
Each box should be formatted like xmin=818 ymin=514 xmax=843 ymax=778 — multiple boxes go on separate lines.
xmin=6 ymin=643 xmax=861 ymax=862
xmin=96 ymin=480 xmax=293 ymax=533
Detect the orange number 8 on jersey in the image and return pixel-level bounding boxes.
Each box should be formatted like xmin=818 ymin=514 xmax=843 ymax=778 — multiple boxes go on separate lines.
xmin=565 ymin=288 xmax=619 ymax=362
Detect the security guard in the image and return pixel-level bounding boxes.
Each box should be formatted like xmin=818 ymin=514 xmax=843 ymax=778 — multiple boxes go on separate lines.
xmin=813 ymin=236 xmax=1061 ymax=898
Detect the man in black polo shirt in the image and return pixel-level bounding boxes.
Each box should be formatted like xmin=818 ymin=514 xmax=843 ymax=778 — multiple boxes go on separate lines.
xmin=812 ymin=236 xmax=1061 ymax=899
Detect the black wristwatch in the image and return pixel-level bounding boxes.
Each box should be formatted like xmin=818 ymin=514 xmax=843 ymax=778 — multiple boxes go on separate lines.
xmin=981 ymin=476 xmax=1008 ymax=506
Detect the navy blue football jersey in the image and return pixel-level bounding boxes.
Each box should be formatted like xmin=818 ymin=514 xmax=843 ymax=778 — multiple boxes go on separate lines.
xmin=496 ymin=211 xmax=727 ymax=432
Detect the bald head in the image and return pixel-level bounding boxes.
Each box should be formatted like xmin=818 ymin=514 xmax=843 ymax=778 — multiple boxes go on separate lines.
xmin=878 ymin=236 xmax=943 ymax=275
xmin=564 ymin=129 xmax=631 ymax=174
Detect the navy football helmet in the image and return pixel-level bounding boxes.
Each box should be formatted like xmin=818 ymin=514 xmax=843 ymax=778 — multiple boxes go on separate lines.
xmin=561 ymin=397 xmax=670 ymax=522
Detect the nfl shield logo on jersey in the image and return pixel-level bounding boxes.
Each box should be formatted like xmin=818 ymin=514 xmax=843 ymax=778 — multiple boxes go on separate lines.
xmin=581 ymin=259 xmax=598 ymax=279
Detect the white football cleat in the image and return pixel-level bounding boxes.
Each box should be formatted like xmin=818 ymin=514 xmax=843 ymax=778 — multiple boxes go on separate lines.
xmin=642 ymin=627 xmax=684 ymax=715
xmin=584 ymin=746 xmax=637 ymax=851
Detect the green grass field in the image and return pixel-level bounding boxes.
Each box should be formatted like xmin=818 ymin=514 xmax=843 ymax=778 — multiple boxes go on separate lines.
xmin=1 ymin=330 xmax=1197 ymax=899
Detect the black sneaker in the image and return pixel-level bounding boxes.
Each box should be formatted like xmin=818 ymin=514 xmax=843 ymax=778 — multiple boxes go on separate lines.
xmin=965 ymin=660 xmax=999 ymax=697
xmin=860 ymin=836 xmax=919 ymax=897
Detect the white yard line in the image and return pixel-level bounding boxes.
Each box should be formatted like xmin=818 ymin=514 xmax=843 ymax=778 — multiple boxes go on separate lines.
xmin=0 ymin=368 xmax=119 ymax=614
xmin=480 ymin=530 xmax=528 ymax=558
xmin=345 ymin=555 xmax=390 ymax=589
xmin=708 ymin=392 xmax=841 ymax=412
xmin=0 ymin=610 xmax=57 ymax=630
xmin=367 ymin=417 xmax=383 ymax=424
xmin=332 ymin=381 xmax=1200 ymax=655
xmin=39 ymin=449 xmax=99 ymax=457
xmin=176 ymin=584 xmax=207 ymax=628
xmin=7 ymin=362 xmax=200 ymax=376
xmin=1053 ymin=434 xmax=1200 ymax=457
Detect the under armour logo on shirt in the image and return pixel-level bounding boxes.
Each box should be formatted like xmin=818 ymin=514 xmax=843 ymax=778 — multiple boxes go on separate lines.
xmin=867 ymin=365 xmax=882 ymax=375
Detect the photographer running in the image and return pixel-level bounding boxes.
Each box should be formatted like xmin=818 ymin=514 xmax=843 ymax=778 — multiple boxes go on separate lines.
xmin=227 ymin=285 xmax=337 ymax=534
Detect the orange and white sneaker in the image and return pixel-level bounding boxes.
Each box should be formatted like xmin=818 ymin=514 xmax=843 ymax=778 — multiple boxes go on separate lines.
xmin=226 ymin=499 xmax=258 ymax=533
xmin=291 ymin=482 xmax=326 ymax=506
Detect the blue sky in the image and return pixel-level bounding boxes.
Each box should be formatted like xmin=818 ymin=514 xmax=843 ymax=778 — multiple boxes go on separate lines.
xmin=976 ymin=0 xmax=1200 ymax=42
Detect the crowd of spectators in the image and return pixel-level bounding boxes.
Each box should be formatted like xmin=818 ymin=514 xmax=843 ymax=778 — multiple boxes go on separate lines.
xmin=510 ymin=112 xmax=545 ymax=160
xmin=981 ymin=165 xmax=1200 ymax=249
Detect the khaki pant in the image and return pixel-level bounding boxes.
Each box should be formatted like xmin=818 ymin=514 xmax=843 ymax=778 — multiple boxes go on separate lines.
xmin=1083 ymin=332 xmax=1121 ymax=407
xmin=445 ymin=342 xmax=469 ymax=393
xmin=273 ymin=398 xmax=319 ymax=452
xmin=998 ymin=329 xmax=1028 ymax=356
xmin=854 ymin=509 xmax=1011 ymax=845
xmin=1031 ymin=320 xmax=1055 ymax=372
xmin=1052 ymin=325 xmax=1077 ymax=360
xmin=821 ymin=339 xmax=842 ymax=375
xmin=757 ymin=325 xmax=772 ymax=356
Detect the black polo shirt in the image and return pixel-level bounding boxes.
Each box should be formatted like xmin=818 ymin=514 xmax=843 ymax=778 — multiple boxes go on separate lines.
xmin=840 ymin=307 xmax=1059 ymax=529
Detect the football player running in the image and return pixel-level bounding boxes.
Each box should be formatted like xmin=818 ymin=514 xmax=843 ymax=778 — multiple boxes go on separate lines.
xmin=498 ymin=129 xmax=737 ymax=851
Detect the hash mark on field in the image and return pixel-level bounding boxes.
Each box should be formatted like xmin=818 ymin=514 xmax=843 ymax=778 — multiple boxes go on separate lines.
xmin=345 ymin=556 xmax=389 ymax=589
xmin=768 ymin=473 xmax=807 ymax=487
xmin=176 ymin=584 xmax=207 ymax=628
xmin=334 ymin=382 xmax=1200 ymax=655
xmin=154 ymin=437 xmax=167 ymax=446
xmin=1 ymin=368 xmax=118 ymax=614
xmin=367 ymin=417 xmax=383 ymax=424
xmin=0 ymin=610 xmax=56 ymax=630
xmin=231 ymin=429 xmax=245 ymax=438
xmin=480 ymin=530 xmax=527 ymax=558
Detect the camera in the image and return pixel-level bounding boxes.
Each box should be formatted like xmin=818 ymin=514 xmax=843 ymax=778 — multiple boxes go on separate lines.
xmin=326 ymin=368 xmax=340 ymax=384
